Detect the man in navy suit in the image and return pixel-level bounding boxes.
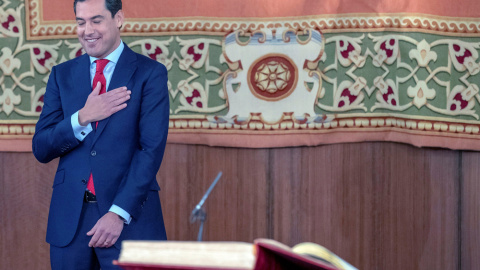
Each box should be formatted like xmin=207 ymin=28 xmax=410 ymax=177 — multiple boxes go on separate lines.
xmin=32 ymin=0 xmax=169 ymax=269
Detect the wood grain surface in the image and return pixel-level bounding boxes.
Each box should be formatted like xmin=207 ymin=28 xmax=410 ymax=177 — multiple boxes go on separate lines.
xmin=461 ymin=152 xmax=480 ymax=270
xmin=0 ymin=152 xmax=56 ymax=270
xmin=0 ymin=142 xmax=476 ymax=270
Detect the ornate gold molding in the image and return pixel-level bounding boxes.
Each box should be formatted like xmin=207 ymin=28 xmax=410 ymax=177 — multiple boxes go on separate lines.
xmin=168 ymin=115 xmax=480 ymax=138
xmin=0 ymin=122 xmax=36 ymax=138
xmin=6 ymin=117 xmax=477 ymax=137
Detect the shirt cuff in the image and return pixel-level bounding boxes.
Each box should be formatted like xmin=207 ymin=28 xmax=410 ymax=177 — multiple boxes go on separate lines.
xmin=71 ymin=111 xmax=93 ymax=141
xmin=109 ymin=205 xmax=132 ymax=225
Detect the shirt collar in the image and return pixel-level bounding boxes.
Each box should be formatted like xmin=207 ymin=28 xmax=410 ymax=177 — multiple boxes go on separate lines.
xmin=89 ymin=40 xmax=124 ymax=65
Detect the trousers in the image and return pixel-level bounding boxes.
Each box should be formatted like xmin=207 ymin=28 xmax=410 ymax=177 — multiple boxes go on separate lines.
xmin=50 ymin=201 xmax=122 ymax=270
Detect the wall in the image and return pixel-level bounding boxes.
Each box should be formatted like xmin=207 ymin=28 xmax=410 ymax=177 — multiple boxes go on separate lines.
xmin=1 ymin=142 xmax=479 ymax=269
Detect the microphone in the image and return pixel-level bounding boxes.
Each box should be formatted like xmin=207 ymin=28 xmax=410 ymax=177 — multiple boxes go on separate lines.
xmin=190 ymin=171 xmax=223 ymax=241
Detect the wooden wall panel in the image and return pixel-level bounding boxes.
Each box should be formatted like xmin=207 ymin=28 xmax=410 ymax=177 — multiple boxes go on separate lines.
xmin=270 ymin=143 xmax=460 ymax=270
xmin=271 ymin=144 xmax=375 ymax=269
xmin=372 ymin=144 xmax=459 ymax=270
xmin=461 ymin=152 xmax=480 ymax=270
xmin=0 ymin=153 xmax=56 ymax=270
xmin=0 ymin=142 xmax=475 ymax=270
xmin=157 ymin=144 xmax=270 ymax=242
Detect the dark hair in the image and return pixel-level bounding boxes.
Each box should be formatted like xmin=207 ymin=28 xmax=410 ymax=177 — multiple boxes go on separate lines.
xmin=74 ymin=0 xmax=122 ymax=18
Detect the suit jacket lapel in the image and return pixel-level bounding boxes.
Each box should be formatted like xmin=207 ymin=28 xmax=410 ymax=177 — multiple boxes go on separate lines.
xmin=72 ymin=54 xmax=92 ymax=115
xmin=92 ymin=44 xmax=138 ymax=145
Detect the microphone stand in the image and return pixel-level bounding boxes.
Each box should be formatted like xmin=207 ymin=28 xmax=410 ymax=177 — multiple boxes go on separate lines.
xmin=189 ymin=172 xmax=223 ymax=241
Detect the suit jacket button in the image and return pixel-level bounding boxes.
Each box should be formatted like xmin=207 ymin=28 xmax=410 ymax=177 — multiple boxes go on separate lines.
xmin=91 ymin=150 xmax=97 ymax=156
xmin=81 ymin=179 xmax=87 ymax=184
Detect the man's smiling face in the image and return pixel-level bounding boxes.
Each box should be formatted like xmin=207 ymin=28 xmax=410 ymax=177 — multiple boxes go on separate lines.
xmin=75 ymin=0 xmax=124 ymax=59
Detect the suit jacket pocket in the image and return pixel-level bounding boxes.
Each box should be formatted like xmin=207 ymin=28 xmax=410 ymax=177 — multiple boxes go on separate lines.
xmin=52 ymin=170 xmax=65 ymax=188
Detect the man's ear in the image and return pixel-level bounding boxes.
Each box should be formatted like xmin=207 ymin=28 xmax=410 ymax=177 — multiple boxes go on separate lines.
xmin=115 ymin=10 xmax=124 ymax=29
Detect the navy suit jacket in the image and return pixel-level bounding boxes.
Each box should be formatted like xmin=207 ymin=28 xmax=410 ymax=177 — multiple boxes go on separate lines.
xmin=33 ymin=44 xmax=169 ymax=248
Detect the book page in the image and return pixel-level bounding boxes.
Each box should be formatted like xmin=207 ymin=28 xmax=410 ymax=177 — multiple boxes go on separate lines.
xmin=118 ymin=241 xmax=255 ymax=269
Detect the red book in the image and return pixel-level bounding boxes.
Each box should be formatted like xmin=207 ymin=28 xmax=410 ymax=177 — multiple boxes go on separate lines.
xmin=253 ymin=239 xmax=339 ymax=270
xmin=114 ymin=239 xmax=354 ymax=270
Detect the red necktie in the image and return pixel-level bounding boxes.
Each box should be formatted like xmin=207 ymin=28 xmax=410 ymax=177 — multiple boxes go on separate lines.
xmin=87 ymin=59 xmax=109 ymax=195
